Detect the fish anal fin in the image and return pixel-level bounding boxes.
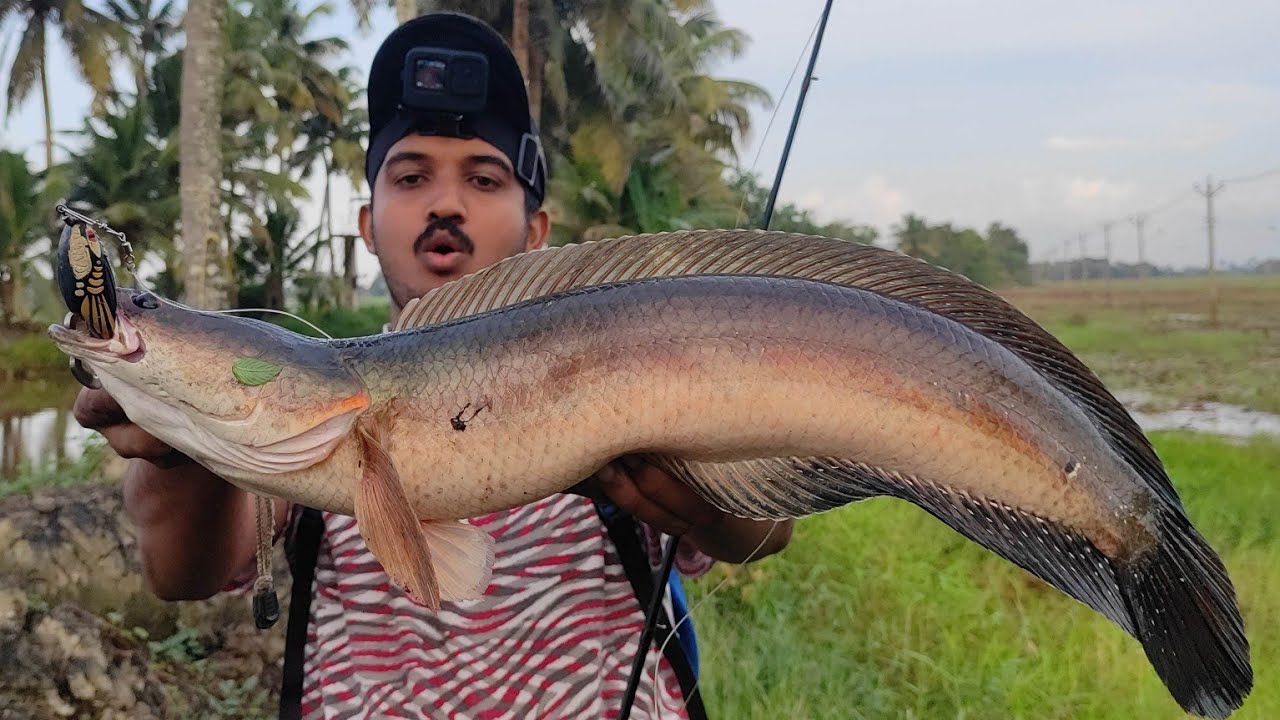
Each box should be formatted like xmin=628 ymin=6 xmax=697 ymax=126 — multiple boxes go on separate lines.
xmin=354 ymin=419 xmax=441 ymax=609
xmin=647 ymin=454 xmax=882 ymax=521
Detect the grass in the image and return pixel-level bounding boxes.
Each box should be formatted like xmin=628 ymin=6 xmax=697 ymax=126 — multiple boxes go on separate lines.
xmin=0 ymin=333 xmax=68 ymax=379
xmin=688 ymin=431 xmax=1278 ymax=719
xmin=264 ymin=301 xmax=390 ymax=339
xmin=1001 ymin=276 xmax=1280 ymax=413
xmin=0 ymin=435 xmax=107 ymax=496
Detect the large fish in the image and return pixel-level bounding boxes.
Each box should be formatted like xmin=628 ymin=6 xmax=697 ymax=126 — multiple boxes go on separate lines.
xmin=48 ymin=230 xmax=1251 ymax=717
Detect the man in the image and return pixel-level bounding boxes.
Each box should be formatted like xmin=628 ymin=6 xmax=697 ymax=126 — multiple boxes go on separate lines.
xmin=73 ymin=12 xmax=792 ymax=719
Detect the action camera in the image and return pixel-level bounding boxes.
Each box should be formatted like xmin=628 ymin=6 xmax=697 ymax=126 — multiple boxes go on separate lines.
xmin=401 ymin=47 xmax=489 ymax=115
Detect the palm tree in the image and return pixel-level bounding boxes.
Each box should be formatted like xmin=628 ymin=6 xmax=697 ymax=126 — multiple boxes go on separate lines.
xmin=178 ymin=0 xmax=227 ymax=309
xmin=67 ymin=98 xmax=181 ymax=295
xmin=0 ymin=150 xmax=67 ymax=323
xmin=1 ymin=0 xmax=118 ymax=169
xmin=101 ymin=0 xmax=179 ymax=104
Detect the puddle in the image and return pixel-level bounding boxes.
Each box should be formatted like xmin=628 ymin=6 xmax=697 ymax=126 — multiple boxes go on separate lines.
xmin=1113 ymin=390 xmax=1280 ymax=439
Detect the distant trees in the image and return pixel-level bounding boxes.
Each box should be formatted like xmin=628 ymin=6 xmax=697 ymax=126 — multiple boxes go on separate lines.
xmin=891 ymin=213 xmax=1031 ymax=287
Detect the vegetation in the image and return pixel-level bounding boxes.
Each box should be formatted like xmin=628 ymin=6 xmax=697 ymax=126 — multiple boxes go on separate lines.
xmin=1004 ymin=275 xmax=1280 ymax=413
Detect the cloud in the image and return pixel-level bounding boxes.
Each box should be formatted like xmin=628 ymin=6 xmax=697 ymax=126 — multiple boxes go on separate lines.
xmin=796 ymin=190 xmax=826 ymax=211
xmin=1044 ymin=135 xmax=1132 ymax=152
xmin=861 ymin=175 xmax=907 ymax=225
xmin=1065 ymin=177 xmax=1135 ymax=204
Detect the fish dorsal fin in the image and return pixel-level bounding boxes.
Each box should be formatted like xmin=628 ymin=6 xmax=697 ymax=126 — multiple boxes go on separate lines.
xmin=395 ymin=229 xmax=1178 ymax=509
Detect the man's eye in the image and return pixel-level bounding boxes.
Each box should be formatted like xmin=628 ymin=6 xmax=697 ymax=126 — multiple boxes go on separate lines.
xmin=397 ymin=174 xmax=424 ymax=186
xmin=472 ymin=175 xmax=500 ymax=189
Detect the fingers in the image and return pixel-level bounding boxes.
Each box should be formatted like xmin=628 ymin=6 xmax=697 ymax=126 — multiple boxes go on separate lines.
xmin=72 ymin=387 xmax=128 ymax=429
xmin=73 ymin=387 xmax=189 ymax=467
xmin=596 ymin=462 xmax=691 ymax=536
xmin=616 ymin=456 xmax=724 ymax=529
xmin=99 ymin=424 xmax=190 ymax=466
xmin=595 ymin=458 xmax=725 ymax=536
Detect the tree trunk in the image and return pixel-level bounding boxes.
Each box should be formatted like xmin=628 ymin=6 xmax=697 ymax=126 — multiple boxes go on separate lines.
xmin=134 ymin=58 xmax=148 ymax=105
xmin=179 ymin=0 xmax=227 ymax=309
xmin=529 ymin=45 xmax=543 ymax=124
xmin=394 ymin=0 xmax=417 ymax=24
xmin=39 ymin=30 xmax=53 ymax=171
xmin=511 ymin=0 xmax=529 ymax=78
xmin=342 ymin=234 xmax=358 ymax=310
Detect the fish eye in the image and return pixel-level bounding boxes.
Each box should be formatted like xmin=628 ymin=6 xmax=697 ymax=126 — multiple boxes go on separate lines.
xmin=133 ymin=292 xmax=160 ymax=310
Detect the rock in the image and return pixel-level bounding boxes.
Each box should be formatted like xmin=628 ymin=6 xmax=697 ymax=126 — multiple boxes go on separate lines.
xmin=0 ymin=484 xmax=290 ymax=719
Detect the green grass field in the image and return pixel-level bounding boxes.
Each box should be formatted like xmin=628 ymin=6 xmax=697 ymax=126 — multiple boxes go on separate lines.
xmin=689 ymin=276 xmax=1279 ymax=720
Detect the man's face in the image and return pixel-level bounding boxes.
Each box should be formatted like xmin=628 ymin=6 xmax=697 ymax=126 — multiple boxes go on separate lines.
xmin=359 ymin=134 xmax=549 ymax=317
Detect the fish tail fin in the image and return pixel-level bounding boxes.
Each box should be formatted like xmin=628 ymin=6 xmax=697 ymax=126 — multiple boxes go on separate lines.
xmin=1118 ymin=509 xmax=1252 ymax=719
xmin=654 ymin=455 xmax=1252 ymax=717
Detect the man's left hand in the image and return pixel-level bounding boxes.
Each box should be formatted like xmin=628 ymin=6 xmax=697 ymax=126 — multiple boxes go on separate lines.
xmin=584 ymin=456 xmax=725 ymax=537
xmin=573 ymin=456 xmax=794 ymax=564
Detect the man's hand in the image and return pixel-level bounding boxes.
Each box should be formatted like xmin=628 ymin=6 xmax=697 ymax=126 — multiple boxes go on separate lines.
xmin=73 ymin=387 xmax=191 ymax=468
xmin=591 ymin=456 xmax=726 ymax=537
xmin=579 ymin=456 xmax=794 ymax=564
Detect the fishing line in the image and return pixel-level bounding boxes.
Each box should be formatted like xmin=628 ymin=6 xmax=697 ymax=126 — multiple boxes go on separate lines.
xmin=649 ymin=521 xmax=782 ymax=719
xmin=733 ymin=16 xmax=822 ymax=228
xmin=56 ymin=205 xmax=337 ymax=340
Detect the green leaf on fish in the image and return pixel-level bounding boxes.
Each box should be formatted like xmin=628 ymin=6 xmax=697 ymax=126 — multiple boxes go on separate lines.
xmin=233 ymin=357 xmax=283 ymax=386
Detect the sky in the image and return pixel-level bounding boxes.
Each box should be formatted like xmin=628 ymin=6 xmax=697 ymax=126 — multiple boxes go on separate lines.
xmin=2 ymin=0 xmax=1278 ymax=280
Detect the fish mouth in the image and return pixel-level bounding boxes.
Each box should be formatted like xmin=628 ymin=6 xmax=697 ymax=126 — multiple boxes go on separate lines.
xmin=48 ymin=312 xmax=146 ymax=364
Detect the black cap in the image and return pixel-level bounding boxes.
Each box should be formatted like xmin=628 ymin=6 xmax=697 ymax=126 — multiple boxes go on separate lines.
xmin=365 ymin=13 xmax=547 ymax=202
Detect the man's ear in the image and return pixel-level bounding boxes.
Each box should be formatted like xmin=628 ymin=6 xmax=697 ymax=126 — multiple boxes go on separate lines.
xmin=359 ymin=203 xmax=375 ymax=254
xmin=524 ymin=208 xmax=550 ymax=252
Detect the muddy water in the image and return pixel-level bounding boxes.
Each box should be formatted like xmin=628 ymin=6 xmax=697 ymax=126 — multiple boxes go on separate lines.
xmin=1114 ymin=390 xmax=1280 ymax=439
xmin=0 ymin=379 xmax=95 ymax=481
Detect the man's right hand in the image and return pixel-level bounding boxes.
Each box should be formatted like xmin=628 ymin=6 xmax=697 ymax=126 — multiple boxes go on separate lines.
xmin=72 ymin=387 xmax=192 ymax=468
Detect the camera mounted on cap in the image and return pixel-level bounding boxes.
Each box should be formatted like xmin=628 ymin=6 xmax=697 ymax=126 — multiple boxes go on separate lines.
xmin=401 ymin=47 xmax=488 ymax=115
xmin=392 ymin=44 xmax=546 ymax=197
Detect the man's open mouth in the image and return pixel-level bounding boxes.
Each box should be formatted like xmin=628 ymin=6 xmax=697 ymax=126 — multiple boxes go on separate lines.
xmin=420 ymin=231 xmax=469 ymax=257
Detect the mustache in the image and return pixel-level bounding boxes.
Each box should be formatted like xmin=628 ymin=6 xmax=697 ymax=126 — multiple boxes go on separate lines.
xmin=413 ymin=217 xmax=474 ymax=255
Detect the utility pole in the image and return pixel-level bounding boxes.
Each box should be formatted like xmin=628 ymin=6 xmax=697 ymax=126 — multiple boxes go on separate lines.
xmin=1130 ymin=213 xmax=1148 ymax=309
xmin=1193 ymin=175 xmax=1225 ymax=327
xmin=1130 ymin=214 xmax=1147 ymax=273
xmin=1102 ymin=221 xmax=1113 ymax=306
xmin=1077 ymin=233 xmax=1087 ymax=281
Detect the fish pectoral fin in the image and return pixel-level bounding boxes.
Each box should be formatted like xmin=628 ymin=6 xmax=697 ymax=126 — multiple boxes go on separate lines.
xmin=419 ymin=519 xmax=495 ymax=602
xmin=353 ymin=420 xmax=493 ymax=609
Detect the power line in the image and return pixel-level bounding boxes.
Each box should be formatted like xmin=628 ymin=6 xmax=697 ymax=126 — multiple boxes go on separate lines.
xmin=1223 ymin=166 xmax=1280 ymax=184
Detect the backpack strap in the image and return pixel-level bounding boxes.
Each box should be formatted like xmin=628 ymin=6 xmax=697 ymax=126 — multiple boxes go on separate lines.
xmin=594 ymin=501 xmax=709 ymax=720
xmin=279 ymin=505 xmax=324 ymax=720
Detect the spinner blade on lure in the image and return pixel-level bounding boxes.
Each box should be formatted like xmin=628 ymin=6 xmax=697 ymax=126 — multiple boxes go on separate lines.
xmin=56 ymin=220 xmax=119 ymax=340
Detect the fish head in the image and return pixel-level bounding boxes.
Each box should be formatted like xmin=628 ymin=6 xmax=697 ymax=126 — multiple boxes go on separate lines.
xmin=49 ymin=288 xmax=370 ymax=473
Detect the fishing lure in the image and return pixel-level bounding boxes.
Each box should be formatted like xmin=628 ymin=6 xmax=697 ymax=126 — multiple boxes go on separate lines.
xmin=54 ymin=205 xmax=135 ymax=388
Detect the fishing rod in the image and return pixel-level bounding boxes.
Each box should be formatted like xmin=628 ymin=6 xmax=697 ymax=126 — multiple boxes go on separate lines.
xmin=618 ymin=3 xmax=838 ymax=718
xmin=761 ymin=0 xmax=836 ymax=230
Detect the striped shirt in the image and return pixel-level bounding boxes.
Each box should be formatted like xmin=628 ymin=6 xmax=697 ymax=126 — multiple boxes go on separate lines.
xmin=248 ymin=493 xmax=712 ymax=719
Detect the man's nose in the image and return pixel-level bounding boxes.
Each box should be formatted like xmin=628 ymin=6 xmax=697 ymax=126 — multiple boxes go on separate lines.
xmin=426 ymin=180 xmax=466 ymax=223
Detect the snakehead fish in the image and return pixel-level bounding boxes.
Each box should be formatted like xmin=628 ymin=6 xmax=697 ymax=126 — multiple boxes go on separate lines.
xmin=47 ymin=229 xmax=1251 ymax=718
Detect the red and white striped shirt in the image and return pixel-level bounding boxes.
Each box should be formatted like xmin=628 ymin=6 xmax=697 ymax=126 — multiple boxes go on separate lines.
xmin=255 ymin=493 xmax=711 ymax=719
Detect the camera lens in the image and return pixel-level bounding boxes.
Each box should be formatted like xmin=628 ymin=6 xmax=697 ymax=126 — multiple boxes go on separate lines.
xmin=414 ymin=59 xmax=447 ymax=91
